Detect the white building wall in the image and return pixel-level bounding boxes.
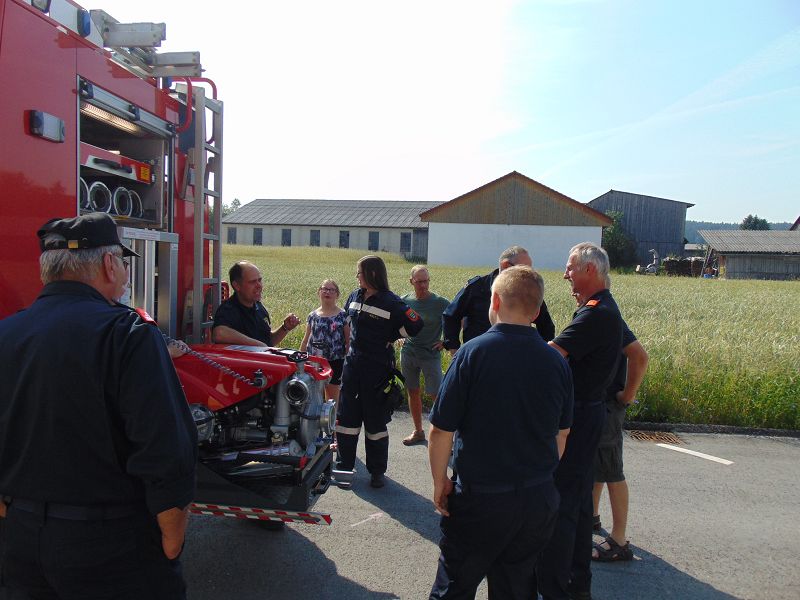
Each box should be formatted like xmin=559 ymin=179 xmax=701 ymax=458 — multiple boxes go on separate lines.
xmin=426 ymin=223 xmax=603 ymax=271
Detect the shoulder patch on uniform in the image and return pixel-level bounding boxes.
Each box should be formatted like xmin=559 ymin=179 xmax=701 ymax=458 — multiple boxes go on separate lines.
xmin=405 ymin=308 xmax=420 ymax=321
xmin=135 ymin=307 xmax=157 ymax=324
xmin=585 ymin=299 xmax=600 ymax=307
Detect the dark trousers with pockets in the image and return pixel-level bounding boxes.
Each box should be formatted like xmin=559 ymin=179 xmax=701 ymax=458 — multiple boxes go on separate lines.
xmin=1 ymin=503 xmax=186 ymax=600
xmin=537 ymin=402 xmax=605 ymax=600
xmin=336 ymin=354 xmax=392 ymax=475
xmin=430 ymin=481 xmax=559 ymax=600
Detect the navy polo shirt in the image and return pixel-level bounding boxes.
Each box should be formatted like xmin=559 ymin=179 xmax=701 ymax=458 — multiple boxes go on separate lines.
xmin=553 ymin=289 xmax=623 ymax=406
xmin=430 ymin=323 xmax=573 ymax=487
xmin=599 ymin=321 xmax=638 ymax=448
xmin=212 ymin=293 xmax=272 ymax=345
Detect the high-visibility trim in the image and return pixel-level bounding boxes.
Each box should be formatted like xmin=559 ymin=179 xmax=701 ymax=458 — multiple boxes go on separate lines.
xmin=399 ymin=326 xmax=409 ymax=337
xmin=365 ymin=430 xmax=389 ymax=440
xmin=190 ymin=503 xmax=332 ymax=525
xmin=336 ymin=424 xmax=361 ymax=435
xmin=348 ymin=301 xmax=390 ymax=320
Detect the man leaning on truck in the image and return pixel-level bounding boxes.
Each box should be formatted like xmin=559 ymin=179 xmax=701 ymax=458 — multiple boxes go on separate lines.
xmin=0 ymin=212 xmax=198 ymax=599
xmin=212 ymin=260 xmax=301 ymax=346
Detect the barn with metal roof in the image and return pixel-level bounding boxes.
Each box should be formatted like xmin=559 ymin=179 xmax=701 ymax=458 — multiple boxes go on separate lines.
xmin=588 ymin=190 xmax=694 ymax=265
xmin=699 ymin=230 xmax=800 ymax=280
xmin=420 ymin=171 xmax=611 ymax=270
xmin=222 ymin=199 xmax=440 ymax=258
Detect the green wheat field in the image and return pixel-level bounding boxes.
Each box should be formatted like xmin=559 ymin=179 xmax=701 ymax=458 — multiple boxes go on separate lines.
xmin=222 ymin=246 xmax=800 ymax=430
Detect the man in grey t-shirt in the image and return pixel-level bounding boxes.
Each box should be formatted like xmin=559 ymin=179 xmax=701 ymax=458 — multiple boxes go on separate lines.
xmin=399 ymin=266 xmax=450 ymax=446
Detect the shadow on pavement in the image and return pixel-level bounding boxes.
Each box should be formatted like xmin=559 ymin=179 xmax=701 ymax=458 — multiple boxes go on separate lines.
xmin=183 ymin=514 xmax=399 ymax=600
xmin=591 ymin=545 xmax=740 ymax=600
xmin=349 ymin=457 xmax=441 ymax=546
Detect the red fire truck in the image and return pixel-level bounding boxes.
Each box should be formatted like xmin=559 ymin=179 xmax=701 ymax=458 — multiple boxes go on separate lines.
xmin=0 ymin=0 xmax=335 ymax=525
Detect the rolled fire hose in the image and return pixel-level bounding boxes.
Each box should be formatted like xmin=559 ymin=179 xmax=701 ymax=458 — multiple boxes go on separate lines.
xmin=79 ymin=177 xmax=90 ymax=210
xmin=128 ymin=189 xmax=144 ymax=219
xmin=88 ymin=181 xmax=112 ymax=213
xmin=112 ymin=186 xmax=133 ymax=217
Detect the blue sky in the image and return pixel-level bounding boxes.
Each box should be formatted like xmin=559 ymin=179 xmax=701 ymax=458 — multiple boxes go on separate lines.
xmin=101 ymin=0 xmax=799 ymax=222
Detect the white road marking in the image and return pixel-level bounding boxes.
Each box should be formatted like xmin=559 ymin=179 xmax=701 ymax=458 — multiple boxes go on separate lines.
xmin=656 ymin=443 xmax=734 ymax=465
xmin=350 ymin=512 xmax=384 ymax=527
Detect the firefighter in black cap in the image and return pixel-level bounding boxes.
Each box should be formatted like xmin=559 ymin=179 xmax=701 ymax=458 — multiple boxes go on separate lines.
xmin=0 ymin=212 xmax=197 ymax=599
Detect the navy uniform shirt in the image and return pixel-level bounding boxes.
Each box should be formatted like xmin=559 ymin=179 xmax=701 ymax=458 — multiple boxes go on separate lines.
xmin=430 ymin=323 xmax=573 ymax=486
xmin=0 ymin=281 xmax=197 ymax=514
xmin=553 ymin=288 xmax=623 ymax=406
xmin=442 ymin=269 xmax=555 ymax=349
xmin=212 ymin=293 xmax=272 ymax=345
xmin=598 ymin=321 xmax=637 ymax=447
xmin=345 ymin=288 xmax=425 ymax=365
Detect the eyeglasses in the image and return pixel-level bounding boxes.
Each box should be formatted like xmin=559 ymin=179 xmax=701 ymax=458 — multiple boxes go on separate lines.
xmin=412 ymin=279 xmax=430 ymax=284
xmin=319 ymin=287 xmax=338 ymax=293
xmin=109 ymin=252 xmax=129 ymax=270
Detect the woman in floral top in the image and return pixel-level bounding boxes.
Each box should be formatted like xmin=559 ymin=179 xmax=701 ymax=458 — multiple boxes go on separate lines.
xmin=300 ymin=279 xmax=350 ymax=402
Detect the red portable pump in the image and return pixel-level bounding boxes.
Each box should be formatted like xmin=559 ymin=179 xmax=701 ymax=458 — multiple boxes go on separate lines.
xmin=0 ymin=0 xmax=334 ymax=524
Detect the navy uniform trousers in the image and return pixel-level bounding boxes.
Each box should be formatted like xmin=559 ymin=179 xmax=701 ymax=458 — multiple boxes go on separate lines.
xmin=1 ymin=502 xmax=185 ymax=600
xmin=537 ymin=402 xmax=606 ymax=600
xmin=336 ymin=354 xmax=392 ymax=476
xmin=430 ymin=481 xmax=559 ymax=600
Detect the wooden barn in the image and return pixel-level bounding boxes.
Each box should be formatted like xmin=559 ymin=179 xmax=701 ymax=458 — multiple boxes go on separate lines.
xmin=699 ymin=230 xmax=800 ymax=280
xmin=588 ymin=190 xmax=693 ymax=265
xmin=222 ymin=199 xmax=439 ymax=259
xmin=419 ymin=171 xmax=611 ymax=270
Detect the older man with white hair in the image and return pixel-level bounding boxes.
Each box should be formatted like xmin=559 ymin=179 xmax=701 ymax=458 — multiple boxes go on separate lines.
xmin=536 ymin=242 xmax=624 ymax=600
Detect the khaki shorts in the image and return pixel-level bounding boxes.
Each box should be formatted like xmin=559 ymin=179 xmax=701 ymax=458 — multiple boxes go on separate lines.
xmin=594 ymin=443 xmax=625 ymax=483
xmin=400 ymin=353 xmax=443 ymax=396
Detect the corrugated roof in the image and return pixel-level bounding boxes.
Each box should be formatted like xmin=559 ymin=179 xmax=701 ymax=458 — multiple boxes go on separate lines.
xmin=223 ymin=199 xmax=442 ymax=228
xmin=699 ymin=230 xmax=800 ymax=253
xmin=419 ymin=171 xmax=612 ymax=226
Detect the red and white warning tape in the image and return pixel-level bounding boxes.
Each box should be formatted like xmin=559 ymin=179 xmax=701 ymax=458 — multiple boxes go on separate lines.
xmin=189 ymin=502 xmax=332 ymax=525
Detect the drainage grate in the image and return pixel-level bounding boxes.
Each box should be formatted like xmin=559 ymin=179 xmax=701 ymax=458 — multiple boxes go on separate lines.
xmin=627 ymin=430 xmax=683 ymax=444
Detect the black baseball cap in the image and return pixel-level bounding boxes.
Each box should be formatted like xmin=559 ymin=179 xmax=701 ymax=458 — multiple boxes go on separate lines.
xmin=37 ymin=212 xmax=139 ymax=257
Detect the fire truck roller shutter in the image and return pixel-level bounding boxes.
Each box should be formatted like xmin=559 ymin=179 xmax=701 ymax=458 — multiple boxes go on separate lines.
xmin=79 ymin=178 xmax=90 ymax=210
xmin=88 ymin=181 xmax=112 ymax=213
xmin=128 ymin=189 xmax=144 ymax=219
xmin=112 ymin=186 xmax=133 ymax=217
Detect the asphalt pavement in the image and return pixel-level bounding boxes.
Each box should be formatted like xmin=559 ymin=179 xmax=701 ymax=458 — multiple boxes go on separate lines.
xmin=183 ymin=411 xmax=800 ymax=599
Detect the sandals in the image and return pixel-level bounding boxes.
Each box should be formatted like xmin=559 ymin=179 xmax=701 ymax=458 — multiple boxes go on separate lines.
xmin=592 ymin=536 xmax=633 ymax=562
xmin=593 ymin=514 xmax=602 ymax=532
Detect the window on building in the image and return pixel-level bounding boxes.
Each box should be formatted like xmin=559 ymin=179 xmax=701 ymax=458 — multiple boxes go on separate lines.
xmin=368 ymin=231 xmax=379 ymax=251
xmin=339 ymin=230 xmax=350 ymax=248
xmin=281 ymin=228 xmax=291 ymax=247
xmin=400 ymin=231 xmax=411 ymax=253
xmin=253 ymin=228 xmax=263 ymax=246
xmin=227 ymin=227 xmax=237 ymax=244
xmin=310 ymin=229 xmax=320 ymax=247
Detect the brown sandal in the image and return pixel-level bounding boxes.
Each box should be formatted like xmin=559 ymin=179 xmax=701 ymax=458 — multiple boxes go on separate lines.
xmin=592 ymin=536 xmax=633 ymax=562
